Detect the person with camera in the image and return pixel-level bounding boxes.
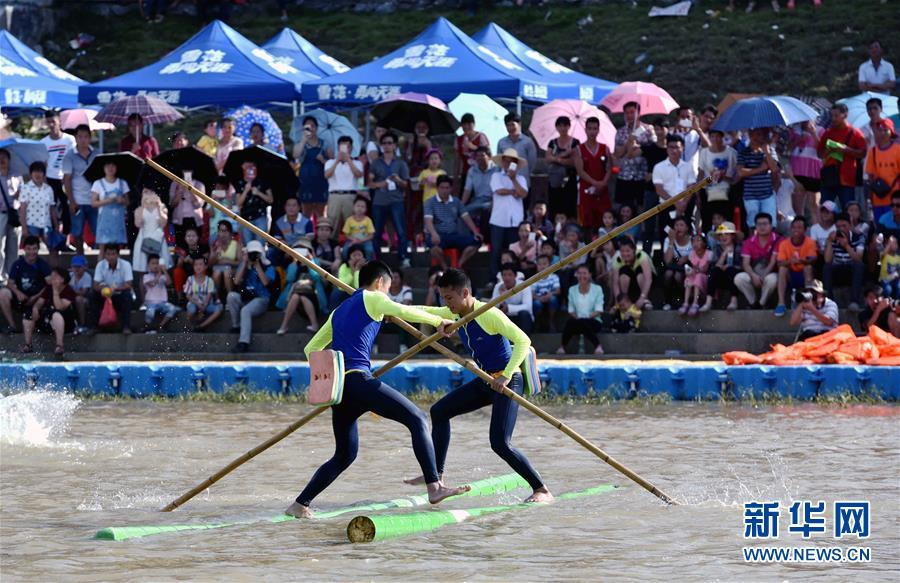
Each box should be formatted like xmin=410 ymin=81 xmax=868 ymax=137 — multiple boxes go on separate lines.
xmin=789 ymin=279 xmax=839 ymax=341
xmin=226 ymin=240 xmax=275 ymax=354
xmin=823 ymin=212 xmax=866 ymax=310
xmin=859 ymin=284 xmax=900 ymax=337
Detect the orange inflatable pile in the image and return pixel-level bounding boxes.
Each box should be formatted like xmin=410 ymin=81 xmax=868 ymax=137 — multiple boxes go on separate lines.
xmin=723 ymin=325 xmax=900 ymax=366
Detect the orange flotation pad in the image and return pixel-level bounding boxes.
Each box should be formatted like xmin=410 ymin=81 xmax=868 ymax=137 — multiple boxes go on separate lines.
xmin=723 ymin=325 xmax=900 ymax=366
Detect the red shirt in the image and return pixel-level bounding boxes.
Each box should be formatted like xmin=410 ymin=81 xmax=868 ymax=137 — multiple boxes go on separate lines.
xmin=741 ymin=233 xmax=780 ymax=266
xmin=817 ymin=124 xmax=867 ymax=187
xmin=39 ymin=284 xmax=76 ymax=305
xmin=119 ymin=134 xmax=160 ymax=160
xmin=454 ymin=132 xmax=489 ymax=178
xmin=578 ymin=142 xmax=610 ymax=195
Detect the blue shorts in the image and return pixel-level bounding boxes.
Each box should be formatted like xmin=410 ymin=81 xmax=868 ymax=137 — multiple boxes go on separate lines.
xmin=27 ymin=226 xmax=48 ymax=237
xmin=187 ymin=301 xmax=222 ymax=316
xmin=426 ymin=232 xmax=478 ymax=250
xmin=70 ymin=204 xmax=98 ymax=239
xmin=786 ymin=270 xmax=806 ymax=291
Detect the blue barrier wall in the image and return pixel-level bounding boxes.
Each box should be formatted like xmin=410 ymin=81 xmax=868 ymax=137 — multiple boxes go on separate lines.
xmin=0 ymin=362 xmax=897 ymax=400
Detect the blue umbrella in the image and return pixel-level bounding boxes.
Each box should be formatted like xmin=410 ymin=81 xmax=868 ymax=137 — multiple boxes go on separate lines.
xmin=836 ymin=92 xmax=899 ymax=129
xmin=712 ymin=96 xmax=818 ymax=131
xmin=0 ymin=139 xmax=49 ymax=177
xmin=290 ymin=109 xmax=362 ymax=157
xmin=223 ymin=105 xmax=285 ymax=154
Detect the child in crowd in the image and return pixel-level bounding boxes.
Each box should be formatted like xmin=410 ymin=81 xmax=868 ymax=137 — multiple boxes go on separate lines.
xmin=91 ymin=160 xmax=129 ymax=256
xmin=141 ymin=254 xmax=179 ymax=333
xmin=531 ymin=254 xmax=561 ymax=332
xmin=618 ymin=204 xmax=642 ymax=241
xmin=173 ymin=227 xmax=210 ymax=303
xmin=196 ymin=119 xmax=218 ymax=158
xmin=528 ymin=201 xmax=554 ymax=240
xmin=597 ymin=209 xmax=617 ymax=238
xmin=417 ymin=149 xmax=446 ymax=204
xmin=540 ymin=239 xmax=560 ymax=264
xmin=681 ymin=235 xmax=711 ymax=317
xmin=341 ymin=197 xmax=375 ymax=260
xmin=553 ymin=212 xmax=570 ymax=246
xmin=611 ymin=292 xmax=642 ymax=333
xmin=18 ymin=161 xmax=58 ymax=255
xmin=705 ymin=211 xmax=726 ymax=258
xmin=68 ymin=255 xmax=92 ymax=333
xmin=880 ymin=235 xmax=900 ymax=299
xmin=209 ymin=175 xmax=236 ymax=245
xmin=495 ymin=250 xmax=524 ymax=284
xmin=592 ymin=236 xmax=619 ymax=291
xmin=184 ymin=256 xmax=222 ymax=331
xmin=558 ymin=225 xmax=587 ymax=264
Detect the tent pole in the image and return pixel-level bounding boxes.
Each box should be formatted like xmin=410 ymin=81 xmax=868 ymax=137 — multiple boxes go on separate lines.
xmin=516 ymin=96 xmax=522 ymax=117
xmin=300 ymin=101 xmax=306 ymax=116
xmin=99 ymin=129 xmax=104 ymax=153
xmin=292 ymin=100 xmax=298 ymax=118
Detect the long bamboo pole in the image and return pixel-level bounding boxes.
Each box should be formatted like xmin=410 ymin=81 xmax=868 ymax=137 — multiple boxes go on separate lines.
xmin=152 ymin=158 xmax=692 ymax=510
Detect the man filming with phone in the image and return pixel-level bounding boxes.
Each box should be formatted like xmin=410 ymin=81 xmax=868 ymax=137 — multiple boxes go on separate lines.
xmin=789 ymin=279 xmax=839 ymax=341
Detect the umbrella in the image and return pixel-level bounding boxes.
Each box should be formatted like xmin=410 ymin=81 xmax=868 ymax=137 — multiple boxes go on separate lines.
xmin=223 ymin=145 xmax=298 ymax=210
xmin=60 ymin=108 xmax=115 ymax=132
xmin=0 ymin=139 xmax=48 ymax=177
xmin=448 ymin=93 xmax=509 ymax=155
xmin=223 ymin=105 xmax=284 ymax=154
xmin=836 ymin=92 xmax=899 ymax=129
xmin=600 ymin=81 xmax=679 ymax=115
xmin=138 ymin=146 xmax=219 ymax=201
xmin=290 ymin=109 xmax=362 ymax=157
xmin=371 ymin=92 xmax=459 ymax=135
xmin=95 ymin=95 xmax=184 ymax=125
xmin=712 ymin=96 xmax=819 ymax=132
xmin=528 ymin=99 xmax=616 ymax=151
xmin=84 ymin=152 xmax=144 ymax=184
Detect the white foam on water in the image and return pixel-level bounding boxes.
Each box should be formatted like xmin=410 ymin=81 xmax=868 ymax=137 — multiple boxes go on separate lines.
xmin=0 ymin=389 xmax=80 ymax=447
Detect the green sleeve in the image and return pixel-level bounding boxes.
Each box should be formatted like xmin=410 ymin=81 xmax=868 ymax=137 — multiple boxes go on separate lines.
xmin=477 ymin=308 xmax=531 ymax=378
xmin=304 ymin=312 xmax=334 ymax=358
xmin=364 ymin=291 xmax=444 ymax=327
xmin=413 ymin=305 xmax=456 ymax=319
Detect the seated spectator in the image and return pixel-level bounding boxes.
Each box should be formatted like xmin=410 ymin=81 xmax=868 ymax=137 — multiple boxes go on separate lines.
xmin=276 ymin=241 xmax=320 ymax=335
xmin=325 ymin=135 xmax=365 ymax=233
xmin=557 ymin=224 xmax=587 ymax=296
xmin=775 ymin=217 xmax=817 ymax=317
xmin=540 ymin=239 xmax=560 ymax=265
xmin=557 ymin=264 xmax=604 ymax=354
xmin=859 ymin=284 xmax=899 ymax=336
xmin=90 ymin=159 xmax=129 ymax=257
xmin=272 ymin=197 xmax=313 ymax=263
xmin=68 ymin=255 xmax=91 ymax=333
xmin=878 ymin=192 xmax=900 ymax=241
xmin=209 ymin=221 xmax=241 ymax=299
xmin=706 ymin=222 xmax=742 ymax=311
xmin=342 ymin=197 xmax=376 ymax=260
xmin=492 ymin=262 xmax=533 ymax=334
xmin=173 ymin=227 xmax=210 ymax=303
xmin=424 ymin=266 xmax=445 ymax=309
xmin=488 ymin=149 xmax=528 ymax=275
xmin=311 ymin=218 xmax=341 ymax=276
xmin=531 ymin=254 xmax=561 ymax=332
xmin=790 ymin=279 xmax=838 ymax=340
xmin=681 ymin=235 xmax=711 ymax=317
xmin=168 ymin=169 xmax=205 ymax=247
xmin=89 ymin=244 xmax=134 ymax=334
xmin=141 ymin=254 xmax=179 ymax=333
xmin=508 ymin=221 xmax=537 ymax=273
xmin=184 ymin=256 xmax=223 ymax=332
xmin=553 ymin=212 xmax=570 ymax=247
xmin=865 ymin=118 xmax=900 ymax=223
xmin=611 ymin=292 xmax=641 ymax=333
xmin=0 ymin=236 xmax=50 ymax=333
xmin=705 ymin=211 xmax=726 ymax=257
xmin=527 ymin=201 xmax=553 ymax=241
xmin=227 ymin=240 xmax=275 ymax=353
xmin=424 ymin=176 xmax=482 ymax=270
xmin=418 ymin=148 xmax=446 ymax=205
xmin=461 ymin=146 xmax=496 ymax=223
xmin=612 ymin=237 xmax=653 ymax=310
xmin=382 ymin=269 xmax=415 ymax=353
xmin=880 ymin=235 xmax=900 ymax=298
xmin=809 ymin=200 xmax=837 ymax=254
xmin=18 ymin=161 xmax=59 ymax=255
xmin=617 ymin=204 xmax=642 ymax=242
xmin=236 ymin=161 xmax=273 ymax=244
xmin=597 ymin=209 xmax=617 ymax=238
xmin=494 ymin=249 xmax=525 ymax=285
xmin=330 ymin=244 xmax=366 ymax=310
xmin=662 ymin=216 xmax=692 ymax=310
xmin=824 ymin=212 xmax=865 ymax=309
xmin=21 ymin=267 xmax=76 ymax=356
xmin=735 ymin=212 xmax=780 ymax=308
xmin=591 ymin=236 xmax=618 ymax=291
xmin=209 ymin=175 xmax=236 ymax=246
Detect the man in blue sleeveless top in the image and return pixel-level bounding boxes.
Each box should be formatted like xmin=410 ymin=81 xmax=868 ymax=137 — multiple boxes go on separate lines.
xmin=404 ymin=269 xmax=553 ymax=503
xmin=286 ymin=261 xmax=470 ymax=518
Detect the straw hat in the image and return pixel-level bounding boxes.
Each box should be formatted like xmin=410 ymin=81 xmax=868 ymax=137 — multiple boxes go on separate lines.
xmin=492 ymin=148 xmax=528 ymax=167
xmin=715 ymin=221 xmax=737 ymax=235
xmin=805 ymin=279 xmax=825 ymax=295
xmin=316 ymin=217 xmax=334 ymax=230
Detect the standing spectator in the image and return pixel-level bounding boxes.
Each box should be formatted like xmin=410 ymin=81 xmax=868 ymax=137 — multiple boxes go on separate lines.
xmin=640 ymin=117 xmax=670 ymax=251
xmin=169 ymin=132 xmax=190 ymax=150
xmin=698 ymin=129 xmax=737 ymax=230
xmin=209 ymin=221 xmax=241 ymax=298
xmin=18 ymin=161 xmax=58 ymax=255
xmin=418 ymin=149 xmax=447 ymax=205
xmin=0 ymin=236 xmax=49 ymax=333
xmin=673 ymin=107 xmax=709 ymax=175
xmin=488 ymin=149 xmax=529 ymax=275
xmin=0 ymin=148 xmax=21 ymax=282
xmin=774 ymin=217 xmax=817 ymax=316
xmin=858 ymin=40 xmax=896 ymax=93
xmin=196 ymin=119 xmax=218 ymax=158
xmin=40 ymin=110 xmax=75 ymax=235
xmin=20 ymin=267 xmax=76 ymax=356
xmin=236 ymin=161 xmax=273 ymax=244
xmin=69 ymin=255 xmax=91 ymax=332
xmin=184 ymin=256 xmax=223 ymax=331
xmin=823 ymin=212 xmax=866 ymax=309
xmin=865 ymin=119 xmax=900 ymax=223
xmin=611 ymin=237 xmax=654 ymax=310
xmin=368 ymin=131 xmax=411 ymax=268
xmin=342 ymin=197 xmax=376 ymax=260
xmin=215 ymin=118 xmax=243 ymax=174
xmin=613 ymin=101 xmax=653 ymax=210
xmin=172 ymin=226 xmax=209 ymax=302
xmin=141 ymin=254 xmax=179 ymax=333
xmin=817 ymin=103 xmax=867 ymax=210
xmin=90 ymin=160 xmax=129 ymax=256
xmin=860 ymin=97 xmax=886 ymax=152
xmin=532 ymin=254 xmax=560 ymax=332
xmin=227 ymin=240 xmax=275 ymax=353
xmin=680 ymin=235 xmax=711 ymax=316
xmin=492 ymin=262 xmax=533 ymax=334
xmin=119 ymin=113 xmax=160 ymax=160
xmin=454 ymin=113 xmax=489 ymax=192
xmin=132 ymin=189 xmax=169 ymax=275
xmin=809 ymin=200 xmax=837 ymax=253
xmin=735 ymin=213 xmax=780 ymax=308
xmin=423 ymin=176 xmax=482 ymax=270
xmin=90 ymin=245 xmax=134 ymax=334
xmin=405 ymin=120 xmax=433 ymax=241
xmin=324 ymin=135 xmax=365 ymax=233
xmin=294 ymin=116 xmax=329 ymax=219
xmin=662 ymin=216 xmax=692 ymax=310
xmin=574 ymin=116 xmax=612 ymax=231
xmin=652 ymin=134 xmax=697 ymax=208
xmin=461 ymin=146 xmax=496 ymax=221
xmin=62 ymin=125 xmax=98 ymax=255
xmin=790 ymin=280 xmax=838 ymax=340
xmin=737 ymin=128 xmax=780 ymax=228
xmin=788 ymin=121 xmax=823 ymax=220
xmin=168 ymin=169 xmax=205 ymax=246
xmin=497 ymin=113 xmax=537 ymax=185
xmin=557 ymin=264 xmax=604 ymax=355
xmin=705 ymin=222 xmax=742 ymax=311
xmin=249 ymin=123 xmax=268 ymax=149
xmin=545 ymin=116 xmax=580 ymax=220
xmin=365 ymin=123 xmax=388 ymax=165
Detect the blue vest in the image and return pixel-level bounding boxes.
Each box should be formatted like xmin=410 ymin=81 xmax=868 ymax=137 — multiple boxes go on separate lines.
xmin=332 ymin=289 xmax=381 ymax=373
xmin=458 ymin=318 xmax=512 ymax=374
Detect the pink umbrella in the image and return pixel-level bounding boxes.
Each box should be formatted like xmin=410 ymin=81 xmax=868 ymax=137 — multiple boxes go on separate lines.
xmin=600 ymin=81 xmax=679 ymax=115
xmin=529 ymin=99 xmax=616 ymax=150
xmin=60 ymin=108 xmax=115 ymax=132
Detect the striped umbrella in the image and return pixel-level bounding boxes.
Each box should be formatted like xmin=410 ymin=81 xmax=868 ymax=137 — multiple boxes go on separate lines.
xmin=94 ymin=95 xmax=183 ymax=125
xmin=223 ymin=105 xmax=284 ymax=154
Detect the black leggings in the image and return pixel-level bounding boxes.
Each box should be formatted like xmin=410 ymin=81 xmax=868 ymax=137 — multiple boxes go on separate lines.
xmin=431 ymin=373 xmax=543 ymax=490
xmin=709 ymin=265 xmax=739 ymax=296
xmin=561 ymin=317 xmax=603 ymax=350
xmin=295 ymin=371 xmax=438 ymax=506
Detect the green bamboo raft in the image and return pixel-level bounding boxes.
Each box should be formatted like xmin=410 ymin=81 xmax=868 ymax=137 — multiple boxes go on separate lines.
xmin=95 ymin=473 xmax=531 ymax=541
xmin=347 ymin=485 xmax=618 ymax=543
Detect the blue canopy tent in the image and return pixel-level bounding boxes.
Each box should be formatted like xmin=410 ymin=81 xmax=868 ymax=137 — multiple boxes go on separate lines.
xmin=262 ymin=28 xmax=351 ymax=78
xmin=0 ymin=30 xmax=85 ymax=109
xmin=301 ymin=17 xmax=580 ymax=108
xmin=79 ymin=20 xmax=312 ymax=108
xmin=472 ymin=23 xmax=617 ymax=104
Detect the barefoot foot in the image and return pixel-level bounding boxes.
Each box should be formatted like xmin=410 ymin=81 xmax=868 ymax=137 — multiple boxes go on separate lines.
xmin=524 ymin=487 xmax=554 ymax=503
xmin=427 ymin=481 xmax=471 ymax=504
xmin=403 ymin=474 xmax=429 ymax=486
xmin=284 ymin=501 xmax=314 ymax=518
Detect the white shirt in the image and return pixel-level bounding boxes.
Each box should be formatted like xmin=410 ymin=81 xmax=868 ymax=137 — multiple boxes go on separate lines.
xmin=858 ymin=58 xmax=896 ymax=87
xmin=325 ymin=159 xmax=364 ymax=192
xmin=488 ymin=172 xmax=527 ymax=228
xmin=492 ymin=281 xmax=532 ymax=317
xmin=698 ymin=146 xmax=737 ymax=201
xmin=41 ymin=133 xmax=76 ymax=180
xmin=652 ymin=158 xmax=697 ymax=199
xmin=18 ymin=181 xmax=54 ymax=229
xmin=94 ymin=258 xmax=134 ymax=288
xmin=680 ymin=130 xmax=701 ymax=174
xmin=809 ymin=223 xmax=836 ymax=252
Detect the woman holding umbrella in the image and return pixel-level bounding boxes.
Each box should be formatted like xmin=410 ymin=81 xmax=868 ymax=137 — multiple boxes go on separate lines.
xmin=90 ymin=160 xmax=129 ymax=256
xmin=293 ymin=116 xmax=329 ymax=219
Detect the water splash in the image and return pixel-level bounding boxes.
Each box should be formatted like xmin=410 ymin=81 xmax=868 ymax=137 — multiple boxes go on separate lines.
xmin=672 ymin=450 xmax=800 ymax=507
xmin=0 ymin=390 xmax=80 ymax=447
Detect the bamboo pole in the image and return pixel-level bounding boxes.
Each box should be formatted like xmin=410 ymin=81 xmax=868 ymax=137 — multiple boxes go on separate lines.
xmin=151 ymin=159 xmax=691 ymax=510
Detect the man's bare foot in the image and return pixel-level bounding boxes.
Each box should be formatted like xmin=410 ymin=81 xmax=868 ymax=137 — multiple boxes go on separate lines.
xmin=403 ymin=474 xmax=431 ymax=486
xmin=524 ymin=487 xmax=554 ymax=503
xmin=284 ymin=501 xmax=314 ymax=518
xmin=426 ymin=481 xmax=471 ymax=504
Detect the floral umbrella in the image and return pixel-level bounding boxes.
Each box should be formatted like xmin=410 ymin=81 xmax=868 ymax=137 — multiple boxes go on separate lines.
xmin=223 ymin=105 xmax=284 ymax=154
